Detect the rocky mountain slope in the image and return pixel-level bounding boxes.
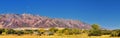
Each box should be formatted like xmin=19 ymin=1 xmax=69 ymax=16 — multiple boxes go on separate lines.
xmin=0 ymin=14 xmax=91 ymax=29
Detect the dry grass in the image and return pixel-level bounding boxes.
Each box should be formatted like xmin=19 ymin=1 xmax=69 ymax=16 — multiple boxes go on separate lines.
xmin=0 ymin=34 xmax=119 ymax=38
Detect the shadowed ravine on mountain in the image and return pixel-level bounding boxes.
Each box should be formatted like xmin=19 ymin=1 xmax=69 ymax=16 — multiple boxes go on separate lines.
xmin=0 ymin=14 xmax=91 ymax=29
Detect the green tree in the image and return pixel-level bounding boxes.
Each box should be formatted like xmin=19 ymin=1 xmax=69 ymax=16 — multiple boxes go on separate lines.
xmin=91 ymin=24 xmax=100 ymax=30
xmin=89 ymin=24 xmax=101 ymax=36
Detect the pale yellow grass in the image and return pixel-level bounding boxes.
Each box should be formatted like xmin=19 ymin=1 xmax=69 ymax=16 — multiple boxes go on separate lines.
xmin=0 ymin=34 xmax=119 ymax=38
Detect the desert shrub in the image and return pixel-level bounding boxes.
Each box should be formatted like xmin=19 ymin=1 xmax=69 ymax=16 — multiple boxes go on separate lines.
xmin=89 ymin=29 xmax=101 ymax=36
xmin=6 ymin=29 xmax=15 ymax=34
xmin=32 ymin=30 xmax=43 ymax=35
xmin=111 ymin=29 xmax=120 ymax=37
xmin=71 ymin=28 xmax=81 ymax=34
xmin=61 ymin=28 xmax=81 ymax=35
xmin=56 ymin=30 xmax=63 ymax=35
xmin=0 ymin=29 xmax=4 ymax=34
xmin=49 ymin=28 xmax=58 ymax=33
xmin=101 ymin=30 xmax=111 ymax=35
xmin=15 ymin=30 xmax=24 ymax=35
xmin=24 ymin=29 xmax=33 ymax=34
xmin=44 ymin=31 xmax=54 ymax=36
xmin=39 ymin=29 xmax=45 ymax=33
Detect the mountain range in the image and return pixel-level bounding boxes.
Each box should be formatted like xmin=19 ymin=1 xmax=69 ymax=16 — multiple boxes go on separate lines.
xmin=0 ymin=14 xmax=91 ymax=29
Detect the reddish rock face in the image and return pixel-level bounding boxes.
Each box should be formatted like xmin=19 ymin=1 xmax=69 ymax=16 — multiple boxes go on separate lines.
xmin=0 ymin=14 xmax=91 ymax=29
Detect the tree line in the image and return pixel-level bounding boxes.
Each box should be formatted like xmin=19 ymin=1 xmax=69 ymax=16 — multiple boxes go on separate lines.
xmin=0 ymin=24 xmax=119 ymax=37
xmin=0 ymin=28 xmax=82 ymax=36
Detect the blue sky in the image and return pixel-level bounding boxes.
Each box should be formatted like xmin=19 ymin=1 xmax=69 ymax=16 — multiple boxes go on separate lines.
xmin=0 ymin=0 xmax=120 ymax=29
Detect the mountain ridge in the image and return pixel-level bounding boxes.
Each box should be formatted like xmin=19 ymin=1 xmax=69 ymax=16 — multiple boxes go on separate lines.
xmin=0 ymin=14 xmax=91 ymax=29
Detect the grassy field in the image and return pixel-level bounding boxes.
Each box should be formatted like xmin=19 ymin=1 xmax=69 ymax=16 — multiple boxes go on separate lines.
xmin=0 ymin=34 xmax=119 ymax=38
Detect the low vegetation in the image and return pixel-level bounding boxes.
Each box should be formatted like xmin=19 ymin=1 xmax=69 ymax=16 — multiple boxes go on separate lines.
xmin=0 ymin=24 xmax=120 ymax=38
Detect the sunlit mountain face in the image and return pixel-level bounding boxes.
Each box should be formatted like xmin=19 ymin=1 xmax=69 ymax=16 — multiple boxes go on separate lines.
xmin=0 ymin=14 xmax=91 ymax=29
